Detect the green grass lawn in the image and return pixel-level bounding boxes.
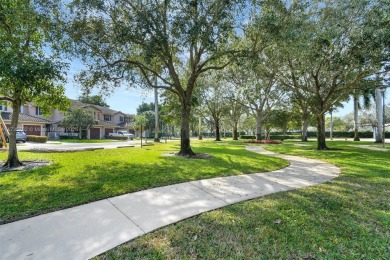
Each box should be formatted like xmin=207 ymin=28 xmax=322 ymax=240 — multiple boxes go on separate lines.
xmin=0 ymin=141 xmax=288 ymax=224
xmin=57 ymin=139 xmax=120 ymax=143
xmin=96 ymin=140 xmax=390 ymax=259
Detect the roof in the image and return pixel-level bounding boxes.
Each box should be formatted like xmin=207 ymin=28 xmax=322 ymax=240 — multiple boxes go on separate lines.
xmin=1 ymin=112 xmax=52 ymax=124
xmin=94 ymin=120 xmax=118 ymax=127
xmin=117 ymin=122 xmax=131 ymax=127
xmin=70 ymin=99 xmax=124 ymax=116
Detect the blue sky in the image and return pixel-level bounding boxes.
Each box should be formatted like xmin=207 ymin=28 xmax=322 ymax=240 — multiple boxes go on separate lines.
xmin=332 ymin=93 xmax=389 ymax=117
xmin=64 ymin=59 xmax=154 ymax=115
xmin=64 ymin=84 xmax=154 ymax=115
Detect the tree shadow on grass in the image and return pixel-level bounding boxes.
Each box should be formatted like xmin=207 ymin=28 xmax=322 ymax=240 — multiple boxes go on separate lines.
xmin=97 ymin=146 xmax=390 ymax=259
xmin=112 ymin=177 xmax=390 ymax=259
xmin=0 ymin=145 xmax=285 ymax=224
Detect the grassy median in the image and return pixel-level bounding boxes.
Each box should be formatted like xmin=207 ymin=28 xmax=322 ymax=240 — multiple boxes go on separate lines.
xmin=0 ymin=141 xmax=288 ymax=224
xmin=96 ymin=140 xmax=390 ymax=259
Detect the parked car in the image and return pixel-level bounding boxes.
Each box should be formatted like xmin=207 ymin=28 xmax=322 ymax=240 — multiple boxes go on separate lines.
xmin=5 ymin=130 xmax=27 ymax=143
xmin=109 ymin=131 xmax=134 ymax=140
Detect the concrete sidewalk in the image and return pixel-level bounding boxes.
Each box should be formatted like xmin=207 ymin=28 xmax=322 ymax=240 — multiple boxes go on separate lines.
xmin=0 ymin=146 xmax=340 ymax=260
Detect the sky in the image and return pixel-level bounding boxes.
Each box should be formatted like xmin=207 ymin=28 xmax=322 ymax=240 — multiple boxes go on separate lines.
xmin=331 ymin=92 xmax=390 ymax=118
xmin=64 ymin=59 xmax=154 ymax=115
xmin=64 ymin=83 xmax=154 ymax=115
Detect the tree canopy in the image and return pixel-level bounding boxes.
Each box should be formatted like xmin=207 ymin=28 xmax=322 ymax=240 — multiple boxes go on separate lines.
xmin=273 ymin=0 xmax=389 ymax=149
xmin=0 ymin=0 xmax=69 ymax=167
xmin=61 ymin=106 xmax=95 ymax=139
xmin=78 ymin=95 xmax=109 ymax=107
xmin=66 ymin=0 xmax=244 ymax=155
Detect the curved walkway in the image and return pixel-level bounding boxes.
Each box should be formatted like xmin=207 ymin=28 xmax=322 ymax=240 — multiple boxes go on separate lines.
xmin=0 ymin=146 xmax=340 ymax=260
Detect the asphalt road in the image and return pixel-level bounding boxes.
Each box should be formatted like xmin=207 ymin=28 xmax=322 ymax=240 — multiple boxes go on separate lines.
xmin=15 ymin=139 xmax=180 ymax=152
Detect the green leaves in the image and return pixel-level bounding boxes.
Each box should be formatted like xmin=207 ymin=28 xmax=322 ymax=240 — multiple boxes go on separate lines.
xmin=61 ymin=106 xmax=95 ymax=133
xmin=0 ymin=0 xmax=69 ymax=109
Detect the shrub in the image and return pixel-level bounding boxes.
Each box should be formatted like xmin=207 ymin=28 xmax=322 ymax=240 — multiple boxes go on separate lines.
xmin=148 ymin=132 xmax=163 ymax=138
xmin=270 ymin=135 xmax=301 ymax=140
xmin=27 ymin=135 xmax=48 ymax=143
xmin=107 ymin=136 xmax=128 ymax=140
xmin=59 ymin=135 xmax=78 ymax=139
xmin=240 ymin=135 xmax=256 ymax=139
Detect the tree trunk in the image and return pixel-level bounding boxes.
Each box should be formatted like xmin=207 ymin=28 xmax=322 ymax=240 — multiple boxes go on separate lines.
xmin=330 ymin=110 xmax=333 ymax=140
xmin=353 ymin=95 xmax=360 ymax=141
xmin=154 ymin=87 xmax=160 ymax=142
xmin=265 ymin=129 xmax=271 ymax=140
xmin=316 ymin=113 xmax=328 ymax=150
xmin=215 ymin=118 xmax=221 ymax=141
xmin=255 ymin=111 xmax=262 ymax=141
xmin=375 ymin=88 xmax=383 ymax=143
xmin=198 ymin=116 xmax=202 ymax=140
xmin=301 ymin=115 xmax=309 ymax=142
xmin=232 ymin=122 xmax=238 ymax=140
xmin=179 ymin=101 xmax=195 ymax=156
xmin=4 ymin=101 xmax=23 ymax=168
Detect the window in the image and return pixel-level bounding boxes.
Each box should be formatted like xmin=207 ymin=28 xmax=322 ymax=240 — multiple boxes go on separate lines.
xmin=0 ymin=102 xmax=8 ymax=111
xmin=35 ymin=107 xmax=42 ymax=115
xmin=104 ymin=115 xmax=111 ymax=121
xmin=119 ymin=116 xmax=124 ymax=122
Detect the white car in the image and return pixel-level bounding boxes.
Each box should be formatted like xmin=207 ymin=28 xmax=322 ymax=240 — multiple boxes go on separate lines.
xmin=109 ymin=131 xmax=134 ymax=140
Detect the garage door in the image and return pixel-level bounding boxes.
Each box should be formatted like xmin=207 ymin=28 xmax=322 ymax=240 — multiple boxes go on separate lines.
xmin=90 ymin=128 xmax=101 ymax=139
xmin=24 ymin=125 xmax=41 ymax=136
xmin=105 ymin=128 xmax=113 ymax=137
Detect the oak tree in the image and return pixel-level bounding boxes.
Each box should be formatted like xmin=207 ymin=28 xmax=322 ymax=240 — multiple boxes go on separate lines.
xmin=66 ymin=0 xmax=243 ymax=155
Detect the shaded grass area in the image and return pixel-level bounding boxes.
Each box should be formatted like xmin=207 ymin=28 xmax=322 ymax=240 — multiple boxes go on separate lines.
xmin=97 ymin=140 xmax=390 ymax=259
xmin=0 ymin=141 xmax=287 ymax=224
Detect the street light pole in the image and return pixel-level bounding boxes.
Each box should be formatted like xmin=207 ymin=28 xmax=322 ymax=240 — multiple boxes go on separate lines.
xmin=140 ymin=125 xmax=143 ymax=148
xmin=382 ymin=88 xmax=386 ymax=148
xmin=330 ymin=109 xmax=333 ymax=140
xmin=154 ymin=86 xmax=160 ymax=142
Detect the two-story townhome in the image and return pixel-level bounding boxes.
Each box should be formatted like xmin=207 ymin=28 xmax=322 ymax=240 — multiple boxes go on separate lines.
xmin=0 ymin=101 xmax=52 ymax=136
xmin=65 ymin=100 xmax=134 ymax=139
xmin=0 ymin=99 xmax=135 ymax=139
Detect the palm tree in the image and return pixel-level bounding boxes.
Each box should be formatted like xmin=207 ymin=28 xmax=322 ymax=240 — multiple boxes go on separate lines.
xmin=352 ymin=87 xmax=373 ymax=141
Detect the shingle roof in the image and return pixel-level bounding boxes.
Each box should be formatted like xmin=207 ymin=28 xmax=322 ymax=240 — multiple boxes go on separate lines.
xmin=1 ymin=112 xmax=52 ymax=123
xmin=94 ymin=120 xmax=117 ymax=127
xmin=70 ymin=99 xmax=123 ymax=115
xmin=117 ymin=122 xmax=131 ymax=127
xmin=92 ymin=105 xmax=120 ymax=115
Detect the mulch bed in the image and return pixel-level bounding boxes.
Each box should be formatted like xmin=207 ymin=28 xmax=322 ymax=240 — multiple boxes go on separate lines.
xmin=162 ymin=153 xmax=213 ymax=159
xmin=0 ymin=160 xmax=51 ymax=172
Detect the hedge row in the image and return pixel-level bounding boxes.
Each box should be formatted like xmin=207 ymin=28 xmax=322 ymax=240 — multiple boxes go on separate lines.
xmin=240 ymin=135 xmax=256 ymax=139
xmin=270 ymin=131 xmax=390 ymax=139
xmin=27 ymin=135 xmax=48 ymax=143
xmin=107 ymin=136 xmax=128 ymax=140
xmin=270 ymin=135 xmax=301 ymax=140
xmin=59 ymin=136 xmax=79 ymax=139
xmin=306 ymin=131 xmax=389 ymax=138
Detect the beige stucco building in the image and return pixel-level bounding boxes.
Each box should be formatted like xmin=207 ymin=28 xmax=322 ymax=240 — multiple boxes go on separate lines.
xmin=0 ymin=99 xmax=134 ymax=139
